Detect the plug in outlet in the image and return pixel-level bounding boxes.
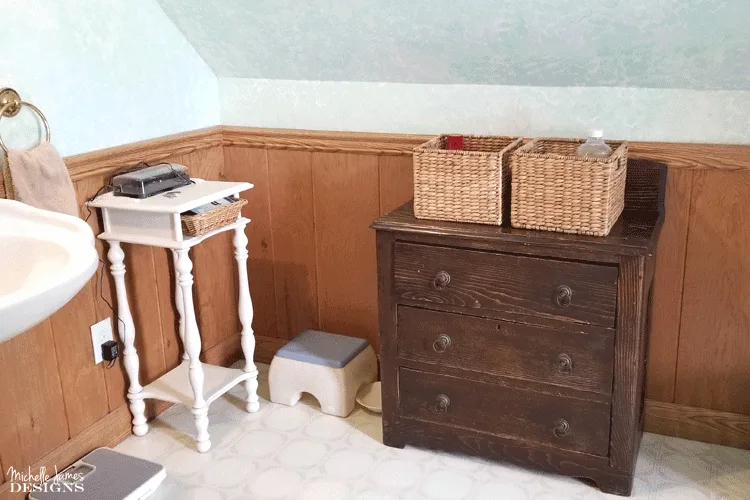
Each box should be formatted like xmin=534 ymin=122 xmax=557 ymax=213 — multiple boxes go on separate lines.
xmin=91 ymin=318 xmax=115 ymax=364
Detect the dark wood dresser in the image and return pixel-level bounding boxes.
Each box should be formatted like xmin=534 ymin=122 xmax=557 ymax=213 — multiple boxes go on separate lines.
xmin=371 ymin=160 xmax=666 ymax=496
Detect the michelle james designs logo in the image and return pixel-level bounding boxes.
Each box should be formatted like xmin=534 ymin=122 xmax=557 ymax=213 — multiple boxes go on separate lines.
xmin=7 ymin=466 xmax=85 ymax=494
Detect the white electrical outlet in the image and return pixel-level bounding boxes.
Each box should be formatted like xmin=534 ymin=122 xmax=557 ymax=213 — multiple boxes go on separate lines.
xmin=91 ymin=318 xmax=115 ymax=364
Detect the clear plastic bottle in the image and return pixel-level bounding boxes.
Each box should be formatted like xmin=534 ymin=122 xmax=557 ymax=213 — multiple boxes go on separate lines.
xmin=576 ymin=130 xmax=612 ymax=158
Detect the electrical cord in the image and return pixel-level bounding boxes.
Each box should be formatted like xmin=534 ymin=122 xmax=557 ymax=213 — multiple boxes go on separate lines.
xmin=96 ymin=258 xmax=125 ymax=370
xmin=84 ymin=184 xmax=112 ymax=222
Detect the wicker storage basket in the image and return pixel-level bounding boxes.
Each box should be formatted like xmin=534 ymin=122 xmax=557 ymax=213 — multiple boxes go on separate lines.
xmin=510 ymin=138 xmax=628 ymax=236
xmin=413 ymin=135 xmax=524 ymax=225
xmin=181 ymin=198 xmax=247 ymax=237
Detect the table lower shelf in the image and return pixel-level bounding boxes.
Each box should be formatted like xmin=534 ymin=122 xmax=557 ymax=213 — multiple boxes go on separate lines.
xmin=141 ymin=361 xmax=252 ymax=407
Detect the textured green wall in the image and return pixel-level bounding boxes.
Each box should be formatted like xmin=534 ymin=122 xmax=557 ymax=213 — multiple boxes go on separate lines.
xmin=157 ymin=0 xmax=749 ymax=90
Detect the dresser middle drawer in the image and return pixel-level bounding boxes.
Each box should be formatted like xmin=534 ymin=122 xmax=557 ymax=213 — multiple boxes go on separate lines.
xmin=397 ymin=306 xmax=615 ymax=394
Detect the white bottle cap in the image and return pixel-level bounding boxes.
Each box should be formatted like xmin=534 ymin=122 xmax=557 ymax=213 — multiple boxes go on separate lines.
xmin=590 ymin=130 xmax=604 ymax=138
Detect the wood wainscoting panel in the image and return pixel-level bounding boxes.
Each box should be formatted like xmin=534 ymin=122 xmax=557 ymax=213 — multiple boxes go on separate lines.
xmin=152 ymin=147 xmax=231 ymax=371
xmin=46 ymin=278 xmax=109 ymax=438
xmin=122 ymin=244 xmax=168 ymax=420
xmin=0 ymin=320 xmax=69 ymax=475
xmin=644 ymin=169 xmax=693 ymax=402
xmin=266 ymin=150 xmax=319 ymax=339
xmin=188 ymin=147 xmax=242 ymax=354
xmin=152 ymin=247 xmax=181 ymax=372
xmin=675 ymin=170 xmax=750 ymax=414
xmin=312 ymin=152 xmax=380 ymax=348
xmin=224 ymin=147 xmax=279 ymax=340
xmin=378 ymin=155 xmax=414 ymax=216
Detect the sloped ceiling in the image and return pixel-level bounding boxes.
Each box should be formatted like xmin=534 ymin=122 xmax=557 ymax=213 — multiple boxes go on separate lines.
xmin=156 ymin=0 xmax=749 ymax=90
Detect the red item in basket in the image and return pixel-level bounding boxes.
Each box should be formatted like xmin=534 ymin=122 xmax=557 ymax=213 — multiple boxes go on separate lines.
xmin=446 ymin=135 xmax=464 ymax=150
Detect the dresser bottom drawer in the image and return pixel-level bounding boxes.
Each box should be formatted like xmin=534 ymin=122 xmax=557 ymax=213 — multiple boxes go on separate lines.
xmin=398 ymin=367 xmax=611 ymax=457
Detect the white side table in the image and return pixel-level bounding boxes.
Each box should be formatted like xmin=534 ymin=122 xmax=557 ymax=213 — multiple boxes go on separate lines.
xmin=88 ymin=180 xmax=259 ymax=452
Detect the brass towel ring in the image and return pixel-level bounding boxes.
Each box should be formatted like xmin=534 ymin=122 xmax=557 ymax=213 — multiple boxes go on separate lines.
xmin=0 ymin=88 xmax=51 ymax=154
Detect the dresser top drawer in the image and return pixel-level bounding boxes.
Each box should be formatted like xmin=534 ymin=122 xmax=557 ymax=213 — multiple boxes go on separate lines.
xmin=393 ymin=243 xmax=618 ymax=327
xmin=397 ymin=306 xmax=615 ymax=394
xmin=398 ymin=367 xmax=611 ymax=457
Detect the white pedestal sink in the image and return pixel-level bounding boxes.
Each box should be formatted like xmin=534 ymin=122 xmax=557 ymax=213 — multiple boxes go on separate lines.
xmin=0 ymin=199 xmax=98 ymax=342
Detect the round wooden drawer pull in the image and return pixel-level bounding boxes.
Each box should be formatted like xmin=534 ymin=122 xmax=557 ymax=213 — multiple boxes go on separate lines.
xmin=557 ymin=353 xmax=573 ymax=375
xmin=433 ymin=271 xmax=451 ymax=290
xmin=434 ymin=394 xmax=451 ymax=414
xmin=553 ymin=418 xmax=571 ymax=437
xmin=554 ymin=285 xmax=573 ymax=307
xmin=432 ymin=334 xmax=452 ymax=353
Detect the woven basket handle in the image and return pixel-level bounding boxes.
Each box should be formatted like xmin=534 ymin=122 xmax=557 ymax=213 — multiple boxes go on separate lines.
xmin=616 ymin=149 xmax=628 ymax=171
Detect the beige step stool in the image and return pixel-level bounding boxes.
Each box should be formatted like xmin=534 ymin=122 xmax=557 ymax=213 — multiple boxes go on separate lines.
xmin=269 ymin=330 xmax=377 ymax=417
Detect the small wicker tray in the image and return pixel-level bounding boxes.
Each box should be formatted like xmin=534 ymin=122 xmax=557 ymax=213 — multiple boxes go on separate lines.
xmin=413 ymin=134 xmax=524 ymax=225
xmin=181 ymin=198 xmax=247 ymax=237
xmin=510 ymin=138 xmax=628 ymax=236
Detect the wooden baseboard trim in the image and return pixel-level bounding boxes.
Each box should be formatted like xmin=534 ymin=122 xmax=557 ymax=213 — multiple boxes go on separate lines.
xmin=0 ymin=333 xmax=241 ymax=499
xmin=202 ymin=334 xmax=243 ymax=366
xmin=254 ymin=335 xmax=287 ymax=365
xmin=66 ymin=126 xmax=223 ymax=181
xmin=644 ymin=400 xmax=750 ymax=449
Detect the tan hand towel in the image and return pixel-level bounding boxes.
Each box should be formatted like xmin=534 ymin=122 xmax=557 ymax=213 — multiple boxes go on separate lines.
xmin=5 ymin=142 xmax=78 ymax=217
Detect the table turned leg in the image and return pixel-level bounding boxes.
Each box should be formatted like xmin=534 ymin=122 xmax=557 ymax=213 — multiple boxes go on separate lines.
xmin=174 ymin=248 xmax=211 ymax=453
xmin=233 ymin=226 xmax=259 ymax=413
xmin=171 ymin=249 xmax=189 ymax=362
xmin=107 ymin=241 xmax=148 ymax=437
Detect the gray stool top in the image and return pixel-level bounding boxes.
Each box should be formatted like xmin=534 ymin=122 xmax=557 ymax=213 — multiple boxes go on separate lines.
xmin=276 ymin=330 xmax=369 ymax=368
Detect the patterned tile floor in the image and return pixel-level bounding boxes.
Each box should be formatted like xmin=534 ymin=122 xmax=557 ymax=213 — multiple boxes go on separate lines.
xmin=115 ymin=364 xmax=750 ymax=499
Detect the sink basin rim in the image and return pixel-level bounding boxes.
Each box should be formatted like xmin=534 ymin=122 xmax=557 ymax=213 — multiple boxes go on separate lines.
xmin=0 ymin=231 xmax=99 ymax=311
